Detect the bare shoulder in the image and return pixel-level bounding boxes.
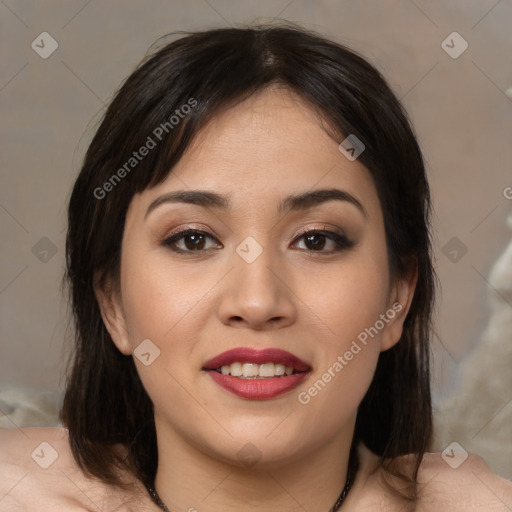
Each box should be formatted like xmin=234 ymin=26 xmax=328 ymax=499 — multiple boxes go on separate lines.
xmin=0 ymin=426 xmax=74 ymax=464
xmin=348 ymin=444 xmax=511 ymax=512
xmin=0 ymin=427 xmax=156 ymax=511
xmin=416 ymin=450 xmax=512 ymax=511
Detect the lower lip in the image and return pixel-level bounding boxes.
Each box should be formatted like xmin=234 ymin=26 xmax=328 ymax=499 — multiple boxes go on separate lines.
xmin=206 ymin=371 xmax=310 ymax=400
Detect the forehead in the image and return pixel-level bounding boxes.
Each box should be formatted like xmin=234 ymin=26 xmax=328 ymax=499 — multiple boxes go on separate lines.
xmin=179 ymin=87 xmax=349 ymax=178
xmin=130 ymin=87 xmax=380 ymax=219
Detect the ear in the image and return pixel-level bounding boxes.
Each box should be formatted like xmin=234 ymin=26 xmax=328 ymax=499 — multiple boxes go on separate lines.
xmin=380 ymin=262 xmax=418 ymax=352
xmin=93 ymin=270 xmax=132 ymax=355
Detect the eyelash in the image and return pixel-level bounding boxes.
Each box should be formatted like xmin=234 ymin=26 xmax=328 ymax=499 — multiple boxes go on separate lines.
xmin=161 ymin=226 xmax=355 ymax=255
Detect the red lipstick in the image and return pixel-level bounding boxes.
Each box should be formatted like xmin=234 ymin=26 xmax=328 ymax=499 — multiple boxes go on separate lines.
xmin=203 ymin=348 xmax=311 ymax=400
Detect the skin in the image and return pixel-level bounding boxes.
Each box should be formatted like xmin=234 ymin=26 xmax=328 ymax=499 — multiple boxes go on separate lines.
xmin=95 ymin=86 xmax=415 ymax=511
xmin=0 ymin=87 xmax=510 ymax=511
xmin=1 ymin=428 xmax=511 ymax=511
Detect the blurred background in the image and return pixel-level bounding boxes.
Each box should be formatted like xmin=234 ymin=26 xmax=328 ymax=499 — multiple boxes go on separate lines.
xmin=1 ymin=0 xmax=511 ymax=478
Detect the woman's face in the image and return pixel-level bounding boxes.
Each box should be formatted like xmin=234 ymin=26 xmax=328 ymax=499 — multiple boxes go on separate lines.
xmin=98 ymin=87 xmax=413 ymax=468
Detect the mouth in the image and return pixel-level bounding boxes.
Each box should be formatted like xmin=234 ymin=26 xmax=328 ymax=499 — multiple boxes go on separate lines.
xmin=202 ymin=347 xmax=311 ymax=400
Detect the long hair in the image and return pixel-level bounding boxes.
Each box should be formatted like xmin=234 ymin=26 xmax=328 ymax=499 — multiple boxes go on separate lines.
xmin=61 ymin=23 xmax=434 ymax=504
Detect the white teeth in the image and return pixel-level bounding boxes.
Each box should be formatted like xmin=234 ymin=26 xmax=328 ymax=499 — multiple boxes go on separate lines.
xmin=275 ymin=364 xmax=285 ymax=375
xmin=242 ymin=363 xmax=260 ymax=377
xmin=217 ymin=362 xmax=297 ymax=378
xmin=230 ymin=362 xmax=243 ymax=377
xmin=259 ymin=363 xmax=275 ymax=377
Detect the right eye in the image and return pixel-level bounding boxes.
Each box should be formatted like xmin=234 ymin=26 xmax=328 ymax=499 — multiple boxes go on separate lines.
xmin=161 ymin=228 xmax=222 ymax=254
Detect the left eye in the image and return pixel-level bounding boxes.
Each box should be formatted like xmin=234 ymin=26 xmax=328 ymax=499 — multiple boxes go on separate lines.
xmin=162 ymin=229 xmax=354 ymax=254
xmin=292 ymin=230 xmax=354 ymax=252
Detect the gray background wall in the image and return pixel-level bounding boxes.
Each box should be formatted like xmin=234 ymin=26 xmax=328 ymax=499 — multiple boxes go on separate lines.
xmin=1 ymin=0 xmax=511 ymax=432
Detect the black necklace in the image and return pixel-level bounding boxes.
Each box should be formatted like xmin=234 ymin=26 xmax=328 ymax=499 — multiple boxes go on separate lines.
xmin=148 ymin=456 xmax=357 ymax=512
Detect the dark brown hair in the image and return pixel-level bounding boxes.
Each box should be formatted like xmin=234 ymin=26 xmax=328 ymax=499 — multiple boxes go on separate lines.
xmin=61 ymin=23 xmax=434 ymax=505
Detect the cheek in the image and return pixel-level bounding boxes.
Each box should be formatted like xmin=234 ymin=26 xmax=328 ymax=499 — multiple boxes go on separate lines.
xmin=299 ymin=251 xmax=390 ymax=349
xmin=120 ymin=254 xmax=207 ymax=344
xmin=117 ymin=255 xmax=209 ymax=414
xmin=295 ymin=266 xmax=388 ymax=437
xmin=293 ymin=248 xmax=390 ymax=414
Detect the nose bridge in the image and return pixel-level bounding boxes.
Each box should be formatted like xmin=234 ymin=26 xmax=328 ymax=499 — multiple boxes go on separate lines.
xmin=217 ymin=233 xmax=296 ymax=329
xmin=233 ymin=235 xmax=281 ymax=303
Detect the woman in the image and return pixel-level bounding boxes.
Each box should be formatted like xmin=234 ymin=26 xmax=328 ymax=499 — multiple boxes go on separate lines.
xmin=1 ymin=24 xmax=510 ymax=511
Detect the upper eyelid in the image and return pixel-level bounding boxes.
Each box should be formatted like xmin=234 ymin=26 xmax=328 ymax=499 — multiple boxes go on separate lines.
xmin=164 ymin=225 xmax=346 ymax=239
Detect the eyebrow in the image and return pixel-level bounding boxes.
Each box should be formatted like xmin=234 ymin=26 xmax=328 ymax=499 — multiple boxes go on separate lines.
xmin=144 ymin=187 xmax=367 ymax=220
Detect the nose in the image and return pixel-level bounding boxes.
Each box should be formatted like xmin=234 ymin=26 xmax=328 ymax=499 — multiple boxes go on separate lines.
xmin=217 ymin=244 xmax=297 ymax=330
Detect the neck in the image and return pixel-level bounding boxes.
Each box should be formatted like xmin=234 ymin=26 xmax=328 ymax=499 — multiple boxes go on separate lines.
xmin=153 ymin=415 xmax=357 ymax=512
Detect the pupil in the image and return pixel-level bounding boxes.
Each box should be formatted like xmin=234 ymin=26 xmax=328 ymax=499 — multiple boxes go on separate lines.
xmin=306 ymin=233 xmax=325 ymax=250
xmin=185 ymin=234 xmax=204 ymax=250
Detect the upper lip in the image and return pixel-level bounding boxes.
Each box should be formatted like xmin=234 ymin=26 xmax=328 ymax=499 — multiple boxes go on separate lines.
xmin=203 ymin=347 xmax=311 ymax=372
